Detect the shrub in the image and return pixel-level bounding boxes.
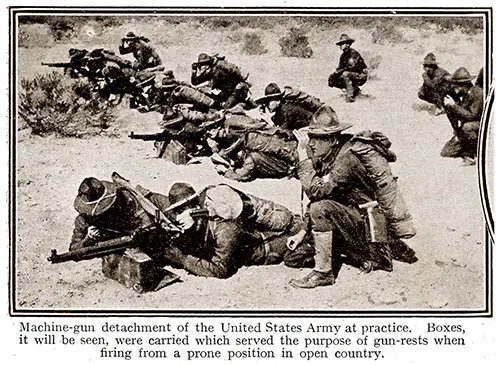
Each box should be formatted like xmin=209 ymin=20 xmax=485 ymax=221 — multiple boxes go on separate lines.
xmin=241 ymin=33 xmax=268 ymax=55
xmin=19 ymin=72 xmax=118 ymax=137
xmin=371 ymin=23 xmax=407 ymax=45
xmin=279 ymin=27 xmax=313 ymax=58
xmin=366 ymin=54 xmax=383 ymax=80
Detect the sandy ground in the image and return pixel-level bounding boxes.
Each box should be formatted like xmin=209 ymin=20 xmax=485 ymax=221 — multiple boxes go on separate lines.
xmin=14 ymin=20 xmax=488 ymax=311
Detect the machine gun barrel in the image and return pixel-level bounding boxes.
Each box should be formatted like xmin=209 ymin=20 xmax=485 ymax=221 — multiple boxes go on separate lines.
xmin=48 ymin=236 xmax=134 ymax=264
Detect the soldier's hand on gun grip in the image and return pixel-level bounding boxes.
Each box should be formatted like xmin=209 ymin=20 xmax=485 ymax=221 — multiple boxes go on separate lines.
xmin=176 ymin=210 xmax=195 ymax=230
xmin=443 ymin=95 xmax=455 ymax=107
xmin=86 ymin=226 xmax=102 ymax=240
xmin=286 ymin=229 xmax=307 ymax=251
xmin=292 ymin=130 xmax=310 ymax=161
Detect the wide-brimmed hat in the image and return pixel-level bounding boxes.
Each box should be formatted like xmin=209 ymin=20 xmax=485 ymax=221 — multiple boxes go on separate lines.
xmin=301 ymin=105 xmax=352 ymax=137
xmin=205 ymin=185 xmax=243 ymax=220
xmin=336 ymin=34 xmax=355 ymax=46
xmin=446 ymin=67 xmax=475 ymax=84
xmin=161 ymin=70 xmax=177 ymax=86
xmin=422 ymin=52 xmax=439 ymax=66
xmin=74 ymin=177 xmax=117 ymax=216
xmin=254 ymin=83 xmax=283 ymax=104
xmin=193 ymin=53 xmax=213 ymax=67
xmin=123 ymin=31 xmax=138 ymax=40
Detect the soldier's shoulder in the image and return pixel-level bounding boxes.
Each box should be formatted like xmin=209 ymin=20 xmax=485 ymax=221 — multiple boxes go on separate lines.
xmin=469 ymin=85 xmax=484 ymax=99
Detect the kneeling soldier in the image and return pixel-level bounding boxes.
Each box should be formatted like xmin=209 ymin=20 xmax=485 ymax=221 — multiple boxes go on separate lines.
xmin=289 ymin=105 xmax=417 ymax=288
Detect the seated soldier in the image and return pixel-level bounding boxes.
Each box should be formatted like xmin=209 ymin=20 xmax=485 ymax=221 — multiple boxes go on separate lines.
xmin=255 ymin=83 xmax=323 ymax=131
xmin=119 ymin=32 xmax=162 ymax=71
xmin=417 ymin=53 xmax=451 ymax=115
xmin=191 ymin=53 xmax=253 ymax=109
xmin=441 ymin=67 xmax=483 ymax=165
xmin=289 ymin=105 xmax=417 ymax=288
xmin=160 ymin=183 xmax=315 ymax=278
xmin=328 ymin=34 xmax=368 ymax=103
xmin=70 ymin=177 xmax=170 ymax=251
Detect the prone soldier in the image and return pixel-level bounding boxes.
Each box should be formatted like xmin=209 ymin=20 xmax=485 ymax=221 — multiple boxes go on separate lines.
xmin=255 ymin=83 xmax=324 ymax=131
xmin=191 ymin=53 xmax=253 ymax=110
xmin=119 ymin=32 xmax=162 ymax=71
xmin=159 ymin=183 xmax=315 ymax=278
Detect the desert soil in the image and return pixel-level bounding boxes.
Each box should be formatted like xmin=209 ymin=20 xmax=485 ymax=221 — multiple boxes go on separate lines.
xmin=14 ymin=20 xmax=488 ymax=310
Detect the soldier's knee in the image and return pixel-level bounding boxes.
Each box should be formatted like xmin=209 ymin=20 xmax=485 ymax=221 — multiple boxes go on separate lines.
xmin=461 ymin=122 xmax=479 ymax=140
xmin=309 ymin=201 xmax=340 ymax=231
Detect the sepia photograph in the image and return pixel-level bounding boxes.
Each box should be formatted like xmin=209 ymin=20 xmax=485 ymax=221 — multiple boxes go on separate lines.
xmin=9 ymin=7 xmax=493 ymax=313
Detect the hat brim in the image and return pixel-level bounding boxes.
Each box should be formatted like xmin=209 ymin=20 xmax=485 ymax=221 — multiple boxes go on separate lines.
xmin=254 ymin=92 xmax=283 ymax=104
xmin=423 ymin=61 xmax=439 ymax=66
xmin=336 ymin=39 xmax=355 ymax=46
xmin=302 ymin=123 xmax=353 ymax=136
xmin=74 ymin=181 xmax=117 ymax=216
xmin=445 ymin=75 xmax=476 ymax=83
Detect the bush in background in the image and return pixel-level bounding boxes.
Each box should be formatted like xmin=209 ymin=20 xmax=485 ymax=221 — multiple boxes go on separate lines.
xmin=19 ymin=72 xmax=118 ymax=137
xmin=371 ymin=23 xmax=409 ymax=45
xmin=241 ymin=33 xmax=268 ymax=55
xmin=279 ymin=27 xmax=313 ymax=58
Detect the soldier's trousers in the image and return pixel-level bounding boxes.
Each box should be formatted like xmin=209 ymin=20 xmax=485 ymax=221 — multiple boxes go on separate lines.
xmin=328 ymin=71 xmax=368 ymax=98
xmin=441 ymin=118 xmax=480 ymax=158
xmin=309 ymin=200 xmax=368 ymax=266
xmin=309 ymin=199 xmax=394 ymax=271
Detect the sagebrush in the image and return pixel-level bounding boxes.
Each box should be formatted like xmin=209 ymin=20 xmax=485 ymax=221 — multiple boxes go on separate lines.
xmin=19 ymin=71 xmax=118 ymax=137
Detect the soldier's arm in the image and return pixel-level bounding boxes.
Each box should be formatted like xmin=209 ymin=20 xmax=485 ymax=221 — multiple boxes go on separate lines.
xmin=69 ymin=214 xmax=92 ymax=251
xmin=223 ymin=155 xmax=256 ymax=182
xmin=179 ymin=221 xmax=240 ymax=278
xmin=248 ymin=194 xmax=294 ymax=231
xmin=147 ymin=46 xmax=162 ymax=65
xmin=447 ymin=88 xmax=484 ymax=122
xmin=296 ymin=152 xmax=356 ymax=201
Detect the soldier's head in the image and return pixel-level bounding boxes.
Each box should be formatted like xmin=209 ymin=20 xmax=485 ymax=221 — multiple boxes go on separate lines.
xmin=255 ymin=83 xmax=283 ymax=112
xmin=167 ymin=182 xmax=200 ymax=230
xmin=336 ymin=34 xmax=355 ymax=51
xmin=122 ymin=32 xmax=149 ymax=50
xmin=302 ymin=105 xmax=352 ymax=159
xmin=422 ymin=53 xmax=439 ymax=76
xmin=74 ymin=177 xmax=118 ymax=217
xmin=447 ymin=67 xmax=475 ymax=96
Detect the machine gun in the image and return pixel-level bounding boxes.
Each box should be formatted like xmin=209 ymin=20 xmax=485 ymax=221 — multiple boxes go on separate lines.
xmin=41 ymin=62 xmax=72 ymax=68
xmin=48 ymin=207 xmax=209 ymax=264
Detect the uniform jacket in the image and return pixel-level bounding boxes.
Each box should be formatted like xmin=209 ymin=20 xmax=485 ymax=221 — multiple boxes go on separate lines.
xmin=272 ymin=101 xmax=314 ymax=130
xmin=421 ymin=67 xmax=450 ymax=92
xmin=336 ymin=48 xmax=368 ymax=74
xmin=445 ymin=85 xmax=484 ymax=123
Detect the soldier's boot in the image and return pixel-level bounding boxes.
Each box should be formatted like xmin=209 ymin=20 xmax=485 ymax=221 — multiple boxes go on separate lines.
xmin=289 ymin=231 xmax=334 ymax=288
xmin=342 ymin=73 xmax=355 ymax=103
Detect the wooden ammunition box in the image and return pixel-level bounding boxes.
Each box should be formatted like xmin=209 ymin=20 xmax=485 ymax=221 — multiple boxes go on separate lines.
xmin=102 ymin=248 xmax=180 ymax=293
xmin=154 ymin=140 xmax=189 ymax=165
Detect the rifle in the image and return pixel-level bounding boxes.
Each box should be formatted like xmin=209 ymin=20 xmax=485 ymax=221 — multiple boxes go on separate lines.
xmin=129 ymin=130 xmax=177 ymax=141
xmin=41 ymin=62 xmax=72 ymax=68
